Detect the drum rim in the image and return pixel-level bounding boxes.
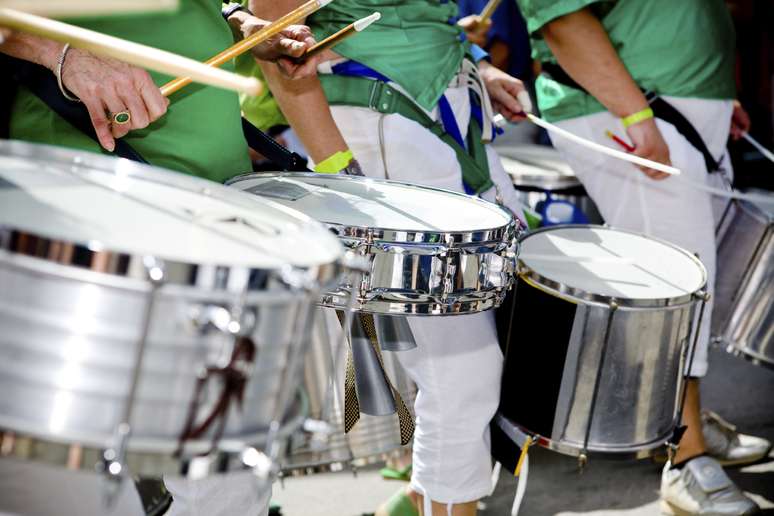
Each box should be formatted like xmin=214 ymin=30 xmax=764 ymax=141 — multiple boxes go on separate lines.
xmin=227 ymin=172 xmax=519 ymax=246
xmin=517 ymin=224 xmax=708 ymax=308
xmin=0 ymin=140 xmax=344 ymax=276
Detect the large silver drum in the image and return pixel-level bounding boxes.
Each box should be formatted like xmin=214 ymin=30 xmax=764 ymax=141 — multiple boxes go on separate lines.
xmin=495 ymin=226 xmax=708 ymax=460
xmin=713 ymin=199 xmax=773 ymax=368
xmin=0 ymin=141 xmax=344 ymax=479
xmin=282 ymin=312 xmax=416 ymax=473
xmin=228 ymin=173 xmax=521 ymax=315
xmin=498 ymin=144 xmax=603 ymax=225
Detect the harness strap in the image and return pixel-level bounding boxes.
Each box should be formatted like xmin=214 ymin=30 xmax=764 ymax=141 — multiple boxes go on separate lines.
xmin=541 ymin=62 xmax=721 ymax=172
xmin=319 ymin=73 xmax=495 ymax=193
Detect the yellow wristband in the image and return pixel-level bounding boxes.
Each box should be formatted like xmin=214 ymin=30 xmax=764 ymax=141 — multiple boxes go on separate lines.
xmin=314 ymin=150 xmax=354 ymax=174
xmin=621 ymin=107 xmax=654 ymax=128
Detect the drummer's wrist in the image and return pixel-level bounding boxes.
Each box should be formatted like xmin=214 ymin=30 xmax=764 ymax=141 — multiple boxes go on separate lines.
xmin=314 ymin=149 xmax=354 ymax=174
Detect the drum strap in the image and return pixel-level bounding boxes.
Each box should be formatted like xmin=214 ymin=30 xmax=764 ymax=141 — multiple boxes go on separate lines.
xmin=338 ymin=313 xmax=415 ymax=446
xmin=540 ymin=62 xmax=721 ymax=173
xmin=319 ymin=72 xmax=495 ymax=194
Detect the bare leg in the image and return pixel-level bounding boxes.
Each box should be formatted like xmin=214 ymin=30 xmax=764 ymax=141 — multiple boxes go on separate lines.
xmin=415 ymin=491 xmax=477 ymax=516
xmin=674 ymin=378 xmax=707 ymax=464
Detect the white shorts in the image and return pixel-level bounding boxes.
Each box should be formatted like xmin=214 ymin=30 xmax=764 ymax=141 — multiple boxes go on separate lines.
xmin=329 ymin=83 xmax=515 ymax=505
xmin=550 ymin=97 xmax=734 ymax=377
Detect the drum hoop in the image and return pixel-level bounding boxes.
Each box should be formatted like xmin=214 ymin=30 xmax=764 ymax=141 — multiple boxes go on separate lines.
xmin=517 ymin=224 xmax=708 ymax=308
xmin=226 ymin=172 xmax=518 ymax=245
xmin=0 ymin=140 xmax=342 ymax=272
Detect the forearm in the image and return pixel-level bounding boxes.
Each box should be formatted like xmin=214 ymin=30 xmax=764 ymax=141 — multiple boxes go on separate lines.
xmin=260 ymin=62 xmax=348 ymax=163
xmin=251 ymin=0 xmax=348 ymax=163
xmin=0 ymin=32 xmax=63 ymax=71
xmin=541 ymin=8 xmax=647 ymax=117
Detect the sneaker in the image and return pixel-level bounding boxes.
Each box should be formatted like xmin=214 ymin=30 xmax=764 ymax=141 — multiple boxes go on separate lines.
xmin=660 ymin=456 xmax=760 ymax=515
xmin=703 ymin=411 xmax=772 ymax=467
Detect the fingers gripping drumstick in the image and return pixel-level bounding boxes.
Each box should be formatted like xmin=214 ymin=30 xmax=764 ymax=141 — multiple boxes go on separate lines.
xmin=160 ymin=0 xmax=334 ymax=97
xmin=0 ymin=7 xmax=262 ymax=96
xmin=293 ymin=12 xmax=380 ymax=63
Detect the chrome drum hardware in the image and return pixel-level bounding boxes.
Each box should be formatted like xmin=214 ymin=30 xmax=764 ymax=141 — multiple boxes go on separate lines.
xmin=228 ymin=173 xmax=522 ymax=315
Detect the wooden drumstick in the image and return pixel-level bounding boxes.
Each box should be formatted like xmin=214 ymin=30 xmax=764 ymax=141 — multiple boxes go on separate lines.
xmin=0 ymin=7 xmax=262 ymax=96
xmin=292 ymin=12 xmax=380 ymax=63
xmin=160 ymin=0 xmax=334 ymax=97
xmin=0 ymin=0 xmax=178 ymax=17
xmin=479 ymin=0 xmax=503 ymax=23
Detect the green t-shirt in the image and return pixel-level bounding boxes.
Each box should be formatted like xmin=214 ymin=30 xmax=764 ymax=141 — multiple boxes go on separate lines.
xmin=516 ymin=0 xmax=736 ymax=122
xmin=308 ymin=0 xmax=466 ymax=111
xmin=10 ymin=0 xmax=251 ymax=182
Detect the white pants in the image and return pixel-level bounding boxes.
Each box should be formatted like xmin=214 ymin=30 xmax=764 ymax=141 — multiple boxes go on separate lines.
xmin=329 ymin=83 xmax=519 ymax=506
xmin=551 ymin=97 xmax=734 ymax=377
xmin=0 ymin=458 xmax=270 ymax=516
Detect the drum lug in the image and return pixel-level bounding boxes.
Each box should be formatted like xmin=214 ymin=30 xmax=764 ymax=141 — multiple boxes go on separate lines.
xmin=97 ymin=422 xmax=131 ymax=509
xmin=240 ymin=446 xmax=275 ymax=481
xmin=577 ymin=453 xmax=588 ymax=472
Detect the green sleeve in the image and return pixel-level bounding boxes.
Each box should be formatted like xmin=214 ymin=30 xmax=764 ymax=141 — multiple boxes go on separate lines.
xmin=517 ymin=0 xmax=611 ymax=34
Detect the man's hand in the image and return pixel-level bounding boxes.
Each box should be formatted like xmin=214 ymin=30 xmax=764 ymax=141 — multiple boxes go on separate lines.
xmin=730 ymin=100 xmax=751 ymax=141
xmin=237 ymin=15 xmax=319 ymax=79
xmin=625 ymin=117 xmax=671 ymax=180
xmin=457 ymin=15 xmax=491 ymax=47
xmin=62 ymin=48 xmax=168 ymax=152
xmin=478 ymin=60 xmax=531 ymax=121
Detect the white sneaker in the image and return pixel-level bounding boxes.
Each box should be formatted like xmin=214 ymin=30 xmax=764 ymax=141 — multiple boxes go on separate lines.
xmin=702 ymin=411 xmax=772 ymax=467
xmin=660 ymin=456 xmax=760 ymax=515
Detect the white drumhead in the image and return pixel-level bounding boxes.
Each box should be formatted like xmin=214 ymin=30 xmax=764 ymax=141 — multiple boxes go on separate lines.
xmin=520 ymin=226 xmax=706 ymax=301
xmin=230 ymin=174 xmax=512 ymax=233
xmin=0 ymin=143 xmax=342 ymax=268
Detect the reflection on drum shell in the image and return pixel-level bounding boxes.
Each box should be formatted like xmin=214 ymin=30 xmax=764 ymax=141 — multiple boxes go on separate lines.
xmin=0 ymin=252 xmax=323 ymax=474
xmin=713 ymin=200 xmax=773 ymax=368
xmin=499 ymin=277 xmax=696 ymax=457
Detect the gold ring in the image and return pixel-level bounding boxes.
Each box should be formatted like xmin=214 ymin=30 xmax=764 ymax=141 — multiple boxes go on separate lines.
xmin=112 ymin=111 xmax=131 ymax=125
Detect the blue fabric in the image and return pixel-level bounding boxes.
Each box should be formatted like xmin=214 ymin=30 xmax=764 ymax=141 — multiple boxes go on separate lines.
xmin=331 ymin=60 xmax=390 ymax=82
xmin=457 ymin=0 xmax=532 ymax=79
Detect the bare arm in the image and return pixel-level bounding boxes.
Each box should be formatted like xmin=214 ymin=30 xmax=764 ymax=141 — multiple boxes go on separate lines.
xmin=250 ymin=0 xmax=349 ymax=165
xmin=541 ymin=8 xmax=670 ymax=179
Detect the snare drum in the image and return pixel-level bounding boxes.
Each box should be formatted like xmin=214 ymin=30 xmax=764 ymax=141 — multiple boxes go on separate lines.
xmin=713 ymin=199 xmax=773 ymax=368
xmin=228 ymin=173 xmax=521 ymax=315
xmin=0 ymin=141 xmax=344 ymax=480
xmin=496 ymin=226 xmax=708 ymax=459
xmin=498 ymin=144 xmax=603 ymax=225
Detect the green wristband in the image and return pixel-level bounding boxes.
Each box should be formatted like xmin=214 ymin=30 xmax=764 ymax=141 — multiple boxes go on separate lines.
xmin=314 ymin=150 xmax=354 ymax=174
xmin=621 ymin=107 xmax=654 ymax=128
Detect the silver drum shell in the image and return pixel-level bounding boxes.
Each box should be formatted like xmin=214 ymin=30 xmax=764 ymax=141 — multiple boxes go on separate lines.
xmin=499 ymin=278 xmax=699 ymax=458
xmin=713 ymin=200 xmax=773 ymax=368
xmin=282 ymin=311 xmax=415 ymax=472
xmin=0 ymin=250 xmax=330 ymax=476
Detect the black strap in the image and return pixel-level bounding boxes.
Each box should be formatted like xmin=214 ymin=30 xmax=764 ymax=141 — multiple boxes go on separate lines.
xmin=241 ymin=118 xmax=310 ymax=171
xmin=541 ymin=62 xmax=720 ymax=172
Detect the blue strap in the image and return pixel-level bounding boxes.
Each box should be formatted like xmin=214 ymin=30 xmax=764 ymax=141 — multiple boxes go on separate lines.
xmin=438 ymin=95 xmax=465 ymax=150
xmin=331 ymin=60 xmax=390 ymax=82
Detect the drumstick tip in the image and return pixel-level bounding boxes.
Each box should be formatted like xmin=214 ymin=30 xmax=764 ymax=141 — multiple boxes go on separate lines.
xmin=355 ymin=12 xmax=381 ymax=31
xmin=319 ymin=0 xmax=335 ymax=6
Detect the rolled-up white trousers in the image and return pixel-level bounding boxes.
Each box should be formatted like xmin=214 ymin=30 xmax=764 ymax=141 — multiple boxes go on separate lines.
xmin=0 ymin=457 xmax=270 ymax=516
xmin=328 ymin=84 xmax=520 ymax=505
xmin=549 ymin=97 xmax=734 ymax=377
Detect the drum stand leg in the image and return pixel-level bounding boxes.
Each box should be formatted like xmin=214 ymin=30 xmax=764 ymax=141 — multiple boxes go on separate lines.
xmin=100 ymin=258 xmax=165 ymax=509
xmin=579 ymin=301 xmax=619 ymax=470
xmin=667 ymin=291 xmax=710 ymax=462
